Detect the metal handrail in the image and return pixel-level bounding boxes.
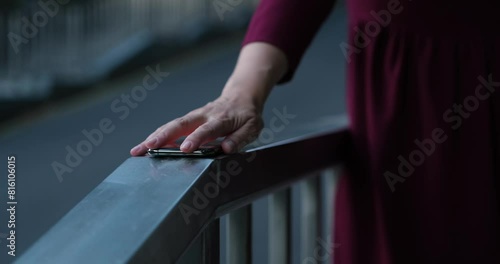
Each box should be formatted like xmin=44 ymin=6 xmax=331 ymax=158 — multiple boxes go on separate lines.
xmin=16 ymin=115 xmax=350 ymax=264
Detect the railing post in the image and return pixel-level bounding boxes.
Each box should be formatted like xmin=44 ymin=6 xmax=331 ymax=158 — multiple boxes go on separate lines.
xmin=221 ymin=205 xmax=252 ymax=264
xmin=252 ymin=189 xmax=290 ymax=264
xmin=269 ymin=189 xmax=290 ymax=264
xmin=291 ymin=175 xmax=321 ymax=264
xmin=318 ymin=167 xmax=340 ymax=263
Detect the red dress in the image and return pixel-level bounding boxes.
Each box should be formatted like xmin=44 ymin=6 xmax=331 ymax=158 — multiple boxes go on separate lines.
xmin=243 ymin=0 xmax=500 ymax=263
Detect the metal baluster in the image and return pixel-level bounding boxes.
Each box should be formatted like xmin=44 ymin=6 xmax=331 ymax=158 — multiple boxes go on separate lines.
xmin=221 ymin=205 xmax=251 ymax=264
xmin=269 ymin=189 xmax=290 ymax=264
xmin=318 ymin=167 xmax=340 ymax=264
xmin=291 ymin=175 xmax=321 ymax=264
xmin=252 ymin=189 xmax=290 ymax=264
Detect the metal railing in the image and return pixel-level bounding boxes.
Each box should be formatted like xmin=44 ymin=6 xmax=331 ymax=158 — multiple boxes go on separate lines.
xmin=16 ymin=115 xmax=350 ymax=264
xmin=0 ymin=0 xmax=257 ymax=100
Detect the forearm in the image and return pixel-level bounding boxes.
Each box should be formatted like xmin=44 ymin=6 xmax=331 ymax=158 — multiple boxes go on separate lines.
xmin=221 ymin=42 xmax=288 ymax=110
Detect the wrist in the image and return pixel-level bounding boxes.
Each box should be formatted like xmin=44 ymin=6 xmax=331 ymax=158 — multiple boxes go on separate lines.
xmin=219 ymin=92 xmax=265 ymax=115
xmin=220 ymin=79 xmax=267 ymax=113
xmin=220 ymin=42 xmax=288 ymax=113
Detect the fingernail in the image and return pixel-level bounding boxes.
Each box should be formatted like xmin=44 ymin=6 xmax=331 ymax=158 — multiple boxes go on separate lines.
xmin=180 ymin=141 xmax=192 ymax=151
xmin=131 ymin=145 xmax=141 ymax=153
xmin=146 ymin=138 xmax=157 ymax=147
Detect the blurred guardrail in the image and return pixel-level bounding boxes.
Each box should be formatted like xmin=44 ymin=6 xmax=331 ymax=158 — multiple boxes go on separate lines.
xmin=16 ymin=115 xmax=350 ymax=264
xmin=0 ymin=0 xmax=257 ymax=101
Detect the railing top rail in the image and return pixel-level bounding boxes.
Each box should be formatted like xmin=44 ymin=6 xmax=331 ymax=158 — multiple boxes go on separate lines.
xmin=17 ymin=115 xmax=350 ymax=264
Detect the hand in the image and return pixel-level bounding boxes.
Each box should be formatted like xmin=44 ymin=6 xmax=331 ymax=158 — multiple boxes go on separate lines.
xmin=130 ymin=42 xmax=287 ymax=156
xmin=130 ymin=94 xmax=264 ymax=156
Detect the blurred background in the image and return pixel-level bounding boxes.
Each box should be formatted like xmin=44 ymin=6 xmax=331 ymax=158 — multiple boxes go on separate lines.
xmin=0 ymin=0 xmax=347 ymax=263
xmin=0 ymin=0 xmax=257 ymax=116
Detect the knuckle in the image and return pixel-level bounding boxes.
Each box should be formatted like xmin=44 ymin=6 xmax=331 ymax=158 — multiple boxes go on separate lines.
xmin=174 ymin=117 xmax=190 ymax=128
xmin=157 ymin=129 xmax=168 ymax=139
xmin=212 ymin=110 xmax=230 ymax=120
xmin=208 ymin=115 xmax=228 ymax=127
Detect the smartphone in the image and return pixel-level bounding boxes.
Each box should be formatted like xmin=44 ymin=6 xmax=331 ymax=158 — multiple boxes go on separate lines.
xmin=147 ymin=142 xmax=223 ymax=158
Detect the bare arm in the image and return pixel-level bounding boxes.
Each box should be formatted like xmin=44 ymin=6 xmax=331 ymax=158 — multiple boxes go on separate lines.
xmin=130 ymin=42 xmax=288 ymax=155
xmin=222 ymin=42 xmax=288 ymax=111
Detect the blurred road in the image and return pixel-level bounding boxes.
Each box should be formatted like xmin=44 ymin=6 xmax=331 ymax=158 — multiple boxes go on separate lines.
xmin=0 ymin=5 xmax=347 ymax=263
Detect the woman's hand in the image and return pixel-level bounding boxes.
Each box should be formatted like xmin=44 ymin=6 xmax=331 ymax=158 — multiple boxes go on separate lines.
xmin=130 ymin=42 xmax=288 ymax=156
xmin=130 ymin=93 xmax=264 ymax=155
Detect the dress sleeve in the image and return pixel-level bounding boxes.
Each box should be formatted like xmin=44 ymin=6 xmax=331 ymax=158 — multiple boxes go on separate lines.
xmin=242 ymin=0 xmax=336 ymax=84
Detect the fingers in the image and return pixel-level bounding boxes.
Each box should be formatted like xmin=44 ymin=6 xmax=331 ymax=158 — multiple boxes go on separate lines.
xmin=130 ymin=114 xmax=204 ymax=156
xmin=221 ymin=120 xmax=262 ymax=153
xmin=129 ymin=100 xmax=263 ymax=156
xmin=148 ymin=115 xmax=204 ymax=148
xmin=130 ymin=144 xmax=149 ymax=156
xmin=180 ymin=119 xmax=234 ymax=153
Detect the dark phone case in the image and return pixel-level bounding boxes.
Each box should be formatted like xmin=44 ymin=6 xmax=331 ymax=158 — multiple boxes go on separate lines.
xmin=147 ymin=145 xmax=223 ymax=158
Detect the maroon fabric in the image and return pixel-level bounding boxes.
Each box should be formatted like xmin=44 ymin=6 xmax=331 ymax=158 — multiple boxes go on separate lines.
xmin=243 ymin=0 xmax=500 ymax=263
